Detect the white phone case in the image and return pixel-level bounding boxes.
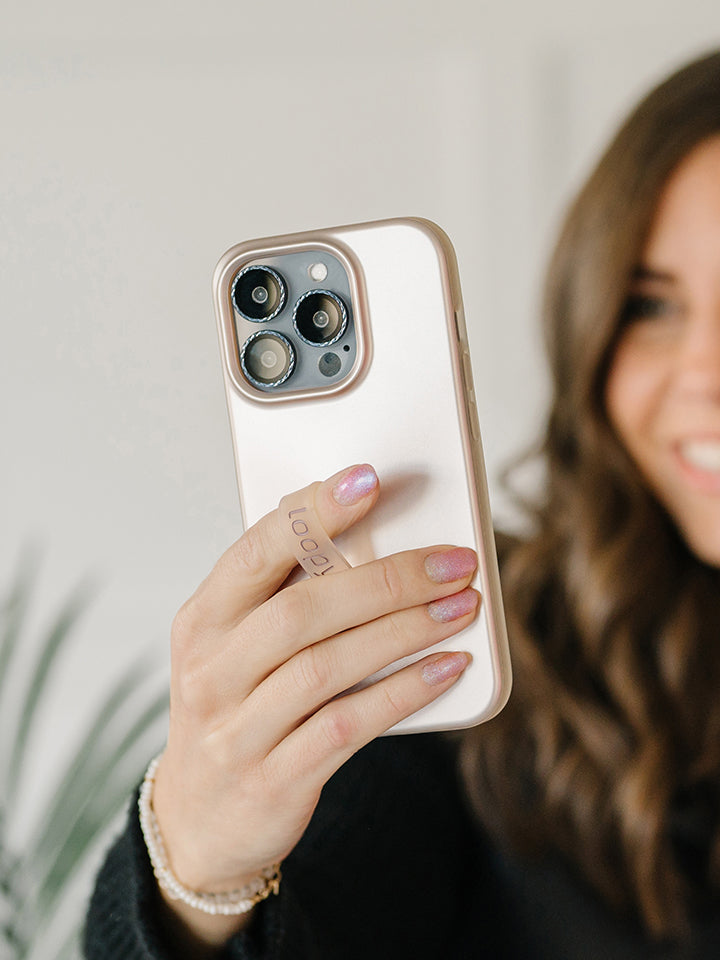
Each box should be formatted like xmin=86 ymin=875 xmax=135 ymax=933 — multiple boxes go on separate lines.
xmin=213 ymin=217 xmax=511 ymax=732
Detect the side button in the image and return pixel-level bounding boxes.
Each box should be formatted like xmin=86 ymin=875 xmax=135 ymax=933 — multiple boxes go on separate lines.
xmin=468 ymin=399 xmax=481 ymax=440
xmin=462 ymin=350 xmax=475 ymax=397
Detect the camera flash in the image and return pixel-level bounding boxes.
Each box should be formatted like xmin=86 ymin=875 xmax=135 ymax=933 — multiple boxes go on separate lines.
xmin=308 ymin=262 xmax=328 ymax=282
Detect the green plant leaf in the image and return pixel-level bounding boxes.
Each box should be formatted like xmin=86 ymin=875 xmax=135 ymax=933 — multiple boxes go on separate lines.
xmin=0 ymin=550 xmax=39 ymax=752
xmin=0 ymin=560 xmax=169 ymax=957
xmin=30 ymin=691 xmax=168 ymax=921
xmin=5 ymin=583 xmax=94 ymax=814
xmin=26 ymin=658 xmax=160 ymax=873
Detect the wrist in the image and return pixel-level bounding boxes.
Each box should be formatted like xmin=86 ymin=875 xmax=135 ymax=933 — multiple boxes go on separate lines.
xmin=139 ymin=753 xmax=281 ymax=916
xmin=156 ymin=888 xmax=257 ymax=957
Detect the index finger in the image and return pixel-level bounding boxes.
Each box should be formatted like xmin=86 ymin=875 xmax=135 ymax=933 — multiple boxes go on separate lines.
xmin=188 ymin=463 xmax=379 ymax=629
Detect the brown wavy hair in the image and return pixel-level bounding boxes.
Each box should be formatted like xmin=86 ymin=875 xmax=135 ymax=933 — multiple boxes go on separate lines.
xmin=461 ymin=50 xmax=720 ymax=938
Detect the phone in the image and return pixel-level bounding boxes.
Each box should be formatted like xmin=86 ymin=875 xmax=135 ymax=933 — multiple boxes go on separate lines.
xmin=213 ymin=217 xmax=511 ymax=733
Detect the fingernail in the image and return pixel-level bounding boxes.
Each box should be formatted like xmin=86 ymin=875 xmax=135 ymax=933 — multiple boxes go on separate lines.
xmin=424 ymin=547 xmax=476 ymax=584
xmin=422 ymin=651 xmax=470 ymax=686
xmin=332 ymin=464 xmax=378 ymax=506
xmin=427 ymin=588 xmax=478 ymax=623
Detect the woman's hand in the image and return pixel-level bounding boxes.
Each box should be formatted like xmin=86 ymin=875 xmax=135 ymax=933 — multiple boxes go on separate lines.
xmin=152 ymin=464 xmax=477 ymax=951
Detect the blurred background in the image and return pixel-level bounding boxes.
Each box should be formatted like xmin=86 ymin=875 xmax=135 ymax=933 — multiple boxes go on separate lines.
xmin=2 ymin=0 xmax=720 ymax=951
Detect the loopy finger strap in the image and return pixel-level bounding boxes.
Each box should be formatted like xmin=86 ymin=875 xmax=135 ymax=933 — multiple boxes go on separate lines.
xmin=278 ymin=482 xmax=351 ymax=577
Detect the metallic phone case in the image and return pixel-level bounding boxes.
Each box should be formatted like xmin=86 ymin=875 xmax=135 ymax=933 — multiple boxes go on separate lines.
xmin=213 ymin=217 xmax=511 ymax=732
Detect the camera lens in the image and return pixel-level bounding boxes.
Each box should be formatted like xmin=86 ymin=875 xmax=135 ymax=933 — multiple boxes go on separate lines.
xmin=319 ymin=353 xmax=341 ymax=377
xmin=232 ymin=266 xmax=286 ymax=322
xmin=240 ymin=331 xmax=295 ymax=388
xmin=293 ymin=290 xmax=348 ymax=346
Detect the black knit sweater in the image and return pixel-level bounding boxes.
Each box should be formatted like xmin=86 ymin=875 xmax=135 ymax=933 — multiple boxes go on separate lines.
xmin=84 ymin=734 xmax=720 ymax=959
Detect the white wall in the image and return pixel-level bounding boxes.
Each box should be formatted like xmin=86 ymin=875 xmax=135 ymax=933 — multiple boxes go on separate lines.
xmin=2 ymin=0 xmax=720 ymax=928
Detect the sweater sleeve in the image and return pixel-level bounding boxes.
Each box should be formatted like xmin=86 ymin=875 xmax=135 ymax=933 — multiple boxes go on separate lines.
xmin=83 ymin=733 xmax=474 ymax=959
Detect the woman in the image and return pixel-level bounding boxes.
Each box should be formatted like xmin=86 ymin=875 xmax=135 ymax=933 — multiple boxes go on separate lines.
xmin=85 ymin=50 xmax=720 ymax=958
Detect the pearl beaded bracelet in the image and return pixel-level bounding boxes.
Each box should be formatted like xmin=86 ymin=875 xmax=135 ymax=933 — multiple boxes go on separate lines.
xmin=138 ymin=753 xmax=281 ymax=916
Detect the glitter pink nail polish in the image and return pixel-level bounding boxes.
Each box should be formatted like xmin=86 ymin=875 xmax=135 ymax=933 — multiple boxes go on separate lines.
xmin=424 ymin=547 xmax=477 ymax=584
xmin=422 ymin=652 xmax=470 ymax=686
xmin=427 ymin=589 xmax=478 ymax=623
xmin=332 ymin=464 xmax=378 ymax=506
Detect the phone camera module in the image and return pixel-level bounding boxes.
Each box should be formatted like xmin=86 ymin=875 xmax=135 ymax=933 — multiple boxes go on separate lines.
xmin=232 ymin=266 xmax=286 ymax=322
xmin=293 ymin=290 xmax=348 ymax=346
xmin=240 ymin=331 xmax=295 ymax=388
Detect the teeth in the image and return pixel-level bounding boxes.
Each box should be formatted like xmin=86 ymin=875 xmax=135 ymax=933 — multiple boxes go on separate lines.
xmin=681 ymin=441 xmax=720 ymax=472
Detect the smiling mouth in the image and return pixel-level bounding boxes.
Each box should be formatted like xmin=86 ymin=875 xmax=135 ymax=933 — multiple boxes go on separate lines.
xmin=679 ymin=440 xmax=720 ymax=473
